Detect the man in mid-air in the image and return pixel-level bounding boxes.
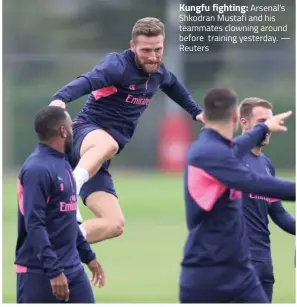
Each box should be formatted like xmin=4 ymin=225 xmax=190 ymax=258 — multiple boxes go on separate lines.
xmin=49 ymin=17 xmax=204 ymax=243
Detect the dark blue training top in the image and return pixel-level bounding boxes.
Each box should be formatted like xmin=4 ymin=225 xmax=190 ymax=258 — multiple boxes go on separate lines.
xmin=52 ymin=49 xmax=203 ymax=149
xmin=181 ymin=124 xmax=295 ymax=273
xmin=239 ymin=151 xmax=295 ymax=262
xmin=15 ymin=144 xmax=96 ymax=279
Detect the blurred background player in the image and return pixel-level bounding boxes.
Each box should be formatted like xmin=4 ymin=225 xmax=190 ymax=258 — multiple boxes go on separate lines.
xmin=179 ymin=87 xmax=295 ymax=303
xmin=15 ymin=106 xmax=104 ymax=303
xmin=237 ymin=97 xmax=296 ymax=302
xmin=49 ymin=17 xmax=204 ymax=243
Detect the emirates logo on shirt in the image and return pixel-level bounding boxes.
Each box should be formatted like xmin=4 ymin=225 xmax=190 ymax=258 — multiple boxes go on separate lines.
xmin=125 ymin=94 xmax=150 ymax=105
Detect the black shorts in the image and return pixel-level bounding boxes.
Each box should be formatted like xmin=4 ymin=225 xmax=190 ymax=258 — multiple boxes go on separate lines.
xmin=68 ymin=121 xmax=118 ymax=204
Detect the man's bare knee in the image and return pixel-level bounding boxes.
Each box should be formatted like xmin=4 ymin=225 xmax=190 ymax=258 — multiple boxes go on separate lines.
xmin=111 ymin=216 xmax=125 ymax=237
xmin=106 ymin=141 xmax=119 ymax=157
xmin=80 ymin=129 xmax=119 ymax=159
xmin=85 ymin=191 xmax=125 ymax=241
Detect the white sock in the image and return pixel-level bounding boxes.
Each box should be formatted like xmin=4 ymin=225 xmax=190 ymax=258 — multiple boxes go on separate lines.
xmin=79 ymin=224 xmax=87 ymax=239
xmin=73 ymin=167 xmax=89 ymax=195
xmin=76 ymin=206 xmax=84 ymax=224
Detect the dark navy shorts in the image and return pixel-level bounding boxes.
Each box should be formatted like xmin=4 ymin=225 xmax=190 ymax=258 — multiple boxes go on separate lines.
xmin=252 ymin=260 xmax=275 ymax=303
xmin=179 ymin=264 xmax=269 ymax=303
xmin=68 ymin=122 xmax=118 ymax=204
xmin=16 ymin=267 xmax=95 ymax=303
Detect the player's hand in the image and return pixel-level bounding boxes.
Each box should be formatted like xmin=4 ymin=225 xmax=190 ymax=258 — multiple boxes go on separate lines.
xmin=49 ymin=100 xmax=66 ymax=109
xmin=88 ymin=259 xmax=105 ymax=288
xmin=264 ymin=110 xmax=292 ymax=132
xmin=50 ymin=273 xmax=70 ymax=302
xmin=196 ymin=112 xmax=205 ymax=124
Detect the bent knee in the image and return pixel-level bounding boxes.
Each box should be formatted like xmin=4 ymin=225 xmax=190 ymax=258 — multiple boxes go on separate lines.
xmin=82 ymin=130 xmax=119 ymax=158
xmin=111 ymin=217 xmax=125 ymax=237
xmin=108 ymin=141 xmax=119 ymax=156
xmin=89 ymin=138 xmax=118 ymax=160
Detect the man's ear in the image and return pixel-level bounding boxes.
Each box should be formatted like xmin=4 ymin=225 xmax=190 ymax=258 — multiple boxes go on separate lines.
xmin=240 ymin=117 xmax=249 ymax=130
xmin=130 ymin=40 xmax=136 ymax=52
xmin=60 ymin=126 xmax=67 ymax=139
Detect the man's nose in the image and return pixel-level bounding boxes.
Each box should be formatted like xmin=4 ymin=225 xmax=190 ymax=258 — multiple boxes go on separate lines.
xmin=148 ymin=51 xmax=158 ymax=61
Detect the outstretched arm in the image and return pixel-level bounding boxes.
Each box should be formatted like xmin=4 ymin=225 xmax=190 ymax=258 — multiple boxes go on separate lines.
xmin=232 ymin=124 xmax=269 ymax=158
xmin=52 ymin=53 xmax=125 ymax=104
xmin=160 ymin=70 xmax=203 ymax=121
xmin=188 ymin=146 xmax=295 ymax=212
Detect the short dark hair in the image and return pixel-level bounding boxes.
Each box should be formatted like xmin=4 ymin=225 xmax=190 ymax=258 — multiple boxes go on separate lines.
xmin=239 ymin=97 xmax=273 ymax=119
xmin=203 ymin=87 xmax=238 ymax=122
xmin=34 ymin=106 xmax=67 ymax=141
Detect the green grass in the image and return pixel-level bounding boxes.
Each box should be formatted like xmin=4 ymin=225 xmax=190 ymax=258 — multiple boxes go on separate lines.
xmin=2 ymin=171 xmax=296 ymax=303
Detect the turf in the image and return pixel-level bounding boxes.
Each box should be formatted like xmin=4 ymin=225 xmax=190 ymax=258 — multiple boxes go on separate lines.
xmin=2 ymin=171 xmax=296 ymax=303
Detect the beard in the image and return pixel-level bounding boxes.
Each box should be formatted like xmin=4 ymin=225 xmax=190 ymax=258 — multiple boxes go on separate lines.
xmin=134 ymin=53 xmax=161 ymax=74
xmin=64 ymin=136 xmax=73 ymax=155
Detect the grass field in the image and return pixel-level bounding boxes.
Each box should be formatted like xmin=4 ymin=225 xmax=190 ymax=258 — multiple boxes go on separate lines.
xmin=2 ymin=171 xmax=296 ymax=303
